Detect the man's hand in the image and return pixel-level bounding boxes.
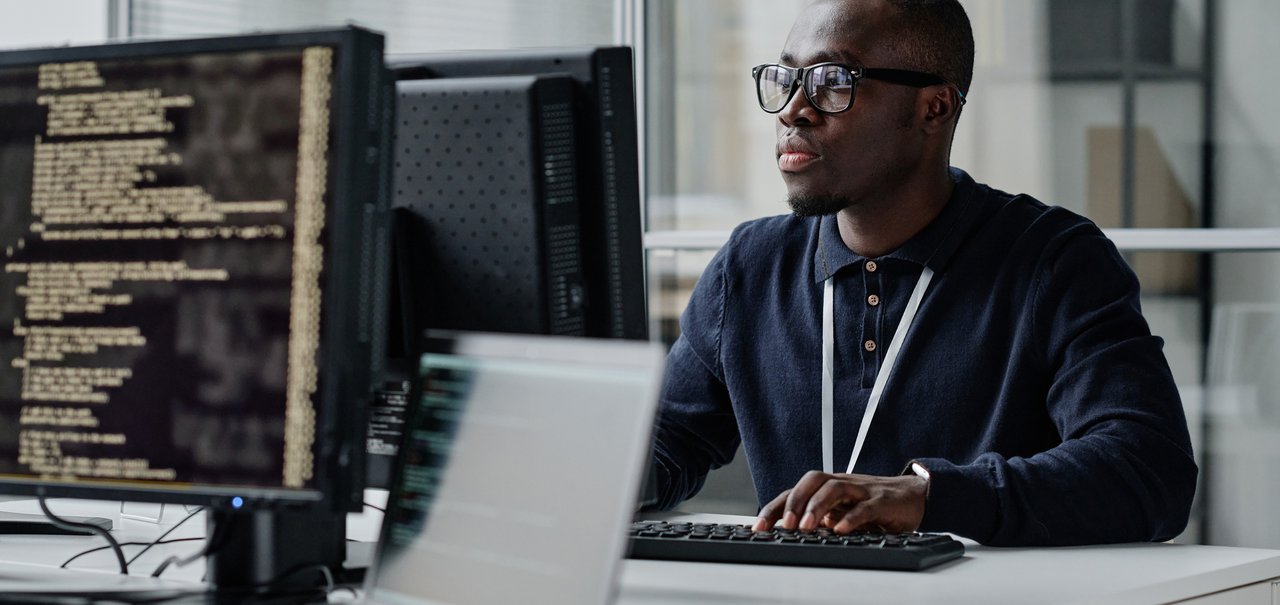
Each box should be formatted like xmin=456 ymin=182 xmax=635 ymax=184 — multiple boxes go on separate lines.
xmin=752 ymin=471 xmax=928 ymax=534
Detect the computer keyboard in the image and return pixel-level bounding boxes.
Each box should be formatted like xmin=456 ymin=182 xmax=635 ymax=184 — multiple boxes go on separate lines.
xmin=627 ymin=520 xmax=964 ymax=571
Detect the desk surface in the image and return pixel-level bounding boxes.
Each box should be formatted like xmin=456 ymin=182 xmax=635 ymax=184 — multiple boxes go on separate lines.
xmin=0 ymin=496 xmax=386 ymax=590
xmin=1 ymin=504 xmax=1279 ymax=604
xmin=618 ymin=514 xmax=1280 ymax=605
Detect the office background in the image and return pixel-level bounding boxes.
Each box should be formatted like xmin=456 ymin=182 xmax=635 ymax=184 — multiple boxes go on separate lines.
xmin=2 ymin=0 xmax=1277 ymax=549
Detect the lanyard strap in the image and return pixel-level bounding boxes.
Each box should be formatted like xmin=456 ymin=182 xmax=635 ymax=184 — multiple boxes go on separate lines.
xmin=821 ymin=266 xmax=934 ymax=474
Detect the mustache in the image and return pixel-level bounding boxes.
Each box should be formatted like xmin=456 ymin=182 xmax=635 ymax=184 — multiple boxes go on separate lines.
xmin=776 ymin=131 xmax=820 ymax=155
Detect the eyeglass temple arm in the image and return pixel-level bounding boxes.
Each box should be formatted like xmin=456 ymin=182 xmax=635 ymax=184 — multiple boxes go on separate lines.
xmin=861 ymin=68 xmax=966 ymax=102
xmin=860 ymin=67 xmax=946 ymax=87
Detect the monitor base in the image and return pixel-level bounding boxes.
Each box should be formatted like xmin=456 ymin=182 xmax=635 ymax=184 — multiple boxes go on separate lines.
xmin=0 ymin=512 xmax=113 ymax=535
xmin=206 ymin=508 xmax=356 ymax=594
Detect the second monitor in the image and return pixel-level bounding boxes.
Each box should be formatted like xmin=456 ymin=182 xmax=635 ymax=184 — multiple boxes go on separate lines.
xmin=388 ymin=46 xmax=647 ymax=342
xmin=365 ymin=47 xmax=648 ymax=489
xmin=395 ymin=73 xmax=588 ymax=337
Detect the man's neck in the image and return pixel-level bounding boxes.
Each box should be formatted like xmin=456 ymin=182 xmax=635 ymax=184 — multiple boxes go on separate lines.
xmin=835 ymin=168 xmax=954 ymax=258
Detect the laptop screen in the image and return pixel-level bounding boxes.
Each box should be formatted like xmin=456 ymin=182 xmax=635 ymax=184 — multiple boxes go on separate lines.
xmin=365 ymin=333 xmax=663 ymax=605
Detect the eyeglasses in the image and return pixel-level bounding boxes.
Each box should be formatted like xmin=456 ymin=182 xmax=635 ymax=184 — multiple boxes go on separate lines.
xmin=751 ymin=62 xmax=965 ymax=115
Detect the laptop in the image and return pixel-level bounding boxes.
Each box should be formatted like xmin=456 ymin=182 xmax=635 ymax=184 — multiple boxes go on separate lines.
xmin=362 ymin=332 xmax=665 ymax=605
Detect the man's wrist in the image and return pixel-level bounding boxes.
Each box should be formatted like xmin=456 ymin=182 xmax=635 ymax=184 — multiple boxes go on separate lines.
xmin=908 ymin=460 xmax=931 ymax=500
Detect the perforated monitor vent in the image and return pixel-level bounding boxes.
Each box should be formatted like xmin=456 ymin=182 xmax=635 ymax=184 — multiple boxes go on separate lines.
xmin=394 ymin=75 xmax=585 ymax=335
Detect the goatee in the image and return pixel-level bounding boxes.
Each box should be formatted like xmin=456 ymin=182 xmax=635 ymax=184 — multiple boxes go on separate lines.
xmin=787 ymin=194 xmax=851 ymax=217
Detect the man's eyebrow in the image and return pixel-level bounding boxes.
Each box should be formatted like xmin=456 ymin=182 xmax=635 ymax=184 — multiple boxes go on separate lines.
xmin=778 ymin=50 xmax=857 ymax=66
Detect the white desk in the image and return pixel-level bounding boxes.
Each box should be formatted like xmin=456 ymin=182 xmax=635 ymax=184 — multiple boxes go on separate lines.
xmin=0 ymin=495 xmax=385 ymax=593
xmin=2 ymin=505 xmax=1279 ymax=604
xmin=618 ymin=514 xmax=1280 ymax=605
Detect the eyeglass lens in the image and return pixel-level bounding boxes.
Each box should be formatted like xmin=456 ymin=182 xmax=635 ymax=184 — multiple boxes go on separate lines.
xmin=756 ymin=64 xmax=856 ymax=113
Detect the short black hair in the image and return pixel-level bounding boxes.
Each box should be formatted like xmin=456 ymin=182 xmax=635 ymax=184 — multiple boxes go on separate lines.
xmin=882 ymin=0 xmax=975 ymax=96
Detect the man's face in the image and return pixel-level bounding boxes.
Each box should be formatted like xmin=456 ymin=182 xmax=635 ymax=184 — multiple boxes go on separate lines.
xmin=775 ymin=0 xmax=923 ymax=215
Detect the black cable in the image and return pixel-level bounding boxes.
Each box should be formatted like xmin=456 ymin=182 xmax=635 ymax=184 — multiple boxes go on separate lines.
xmin=362 ymin=502 xmax=386 ymax=513
xmin=148 ymin=552 xmax=193 ymax=579
xmin=59 ymin=538 xmax=203 ymax=569
xmin=60 ymin=503 xmax=204 ymax=570
xmin=38 ymin=496 xmax=128 ymax=575
xmin=143 ymin=518 xmax=344 ymax=601
xmin=124 ymin=506 xmax=204 ymax=567
xmin=249 ymin=563 xmax=336 ymax=597
xmin=150 ymin=509 xmax=235 ymax=578
xmin=294 ymin=564 xmax=335 ymax=595
xmin=157 ymin=562 xmax=337 ymax=604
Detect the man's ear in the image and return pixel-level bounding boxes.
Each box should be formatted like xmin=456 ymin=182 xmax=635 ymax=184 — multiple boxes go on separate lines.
xmin=921 ymin=87 xmax=962 ymax=134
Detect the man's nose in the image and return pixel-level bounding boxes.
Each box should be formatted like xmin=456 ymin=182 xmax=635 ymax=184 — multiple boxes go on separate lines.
xmin=777 ymin=83 xmax=818 ymax=126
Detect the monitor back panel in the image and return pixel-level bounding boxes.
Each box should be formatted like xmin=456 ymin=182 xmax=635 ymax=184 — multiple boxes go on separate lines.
xmin=394 ymin=75 xmax=586 ymax=337
xmin=388 ymin=47 xmax=647 ymax=340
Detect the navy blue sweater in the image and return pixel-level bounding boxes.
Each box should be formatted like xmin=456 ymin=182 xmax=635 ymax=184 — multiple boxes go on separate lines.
xmin=651 ymin=168 xmax=1198 ymax=547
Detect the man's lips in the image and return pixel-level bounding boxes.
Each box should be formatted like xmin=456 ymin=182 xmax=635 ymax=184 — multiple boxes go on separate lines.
xmin=777 ymin=138 xmax=820 ymax=172
xmin=778 ymin=150 xmax=819 ymax=172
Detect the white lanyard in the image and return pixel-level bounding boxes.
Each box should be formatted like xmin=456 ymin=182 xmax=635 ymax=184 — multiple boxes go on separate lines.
xmin=821 ymin=266 xmax=933 ymax=474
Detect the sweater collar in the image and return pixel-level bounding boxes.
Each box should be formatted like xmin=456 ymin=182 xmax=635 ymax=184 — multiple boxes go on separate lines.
xmin=813 ymin=167 xmax=982 ymax=283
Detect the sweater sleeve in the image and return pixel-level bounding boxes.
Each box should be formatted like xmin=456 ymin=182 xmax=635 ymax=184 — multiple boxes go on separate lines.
xmin=915 ymin=221 xmax=1198 ymax=546
xmin=649 ymin=242 xmax=742 ymax=511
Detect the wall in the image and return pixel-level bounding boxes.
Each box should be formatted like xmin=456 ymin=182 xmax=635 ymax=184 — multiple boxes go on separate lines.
xmin=1204 ymin=0 xmax=1280 ymax=548
xmin=0 ymin=0 xmax=108 ymax=50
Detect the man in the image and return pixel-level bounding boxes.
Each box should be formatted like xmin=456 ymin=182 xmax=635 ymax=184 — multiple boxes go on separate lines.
xmin=650 ymin=0 xmax=1198 ymax=547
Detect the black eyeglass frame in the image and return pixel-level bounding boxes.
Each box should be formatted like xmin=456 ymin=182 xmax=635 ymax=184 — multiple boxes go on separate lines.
xmin=750 ymin=62 xmax=966 ymax=115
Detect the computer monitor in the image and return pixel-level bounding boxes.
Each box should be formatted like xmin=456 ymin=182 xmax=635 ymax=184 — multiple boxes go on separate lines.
xmin=363 ymin=48 xmax=649 ymax=488
xmin=366 ymin=332 xmax=664 ymax=605
xmin=0 ymin=27 xmax=391 ymax=592
xmin=386 ymin=46 xmax=648 ymax=341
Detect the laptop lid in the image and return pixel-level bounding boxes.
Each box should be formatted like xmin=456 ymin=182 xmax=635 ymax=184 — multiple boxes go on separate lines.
xmin=363 ymin=332 xmax=664 ymax=605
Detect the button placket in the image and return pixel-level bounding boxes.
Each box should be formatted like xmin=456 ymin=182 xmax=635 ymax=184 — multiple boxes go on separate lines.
xmin=860 ymin=260 xmax=882 ymax=388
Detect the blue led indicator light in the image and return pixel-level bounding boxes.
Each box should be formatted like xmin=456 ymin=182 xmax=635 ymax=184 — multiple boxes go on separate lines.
xmin=231 ymin=496 xmax=244 ymax=509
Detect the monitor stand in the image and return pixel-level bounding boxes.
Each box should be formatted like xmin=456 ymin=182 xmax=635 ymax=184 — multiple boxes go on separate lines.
xmin=206 ymin=508 xmax=363 ymax=595
xmin=0 ymin=511 xmax=113 ymax=535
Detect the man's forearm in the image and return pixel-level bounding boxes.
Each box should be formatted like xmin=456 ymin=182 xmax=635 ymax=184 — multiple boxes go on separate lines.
xmin=914 ymin=422 xmax=1197 ymax=546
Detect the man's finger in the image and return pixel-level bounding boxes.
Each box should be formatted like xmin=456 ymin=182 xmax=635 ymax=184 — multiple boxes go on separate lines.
xmin=832 ymin=501 xmax=877 ymax=534
xmin=804 ymin=479 xmax=869 ymax=531
xmin=784 ymin=470 xmax=836 ymax=530
xmin=752 ymin=489 xmax=792 ymax=531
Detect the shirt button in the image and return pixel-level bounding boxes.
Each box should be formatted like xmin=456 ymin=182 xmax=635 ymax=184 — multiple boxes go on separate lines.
xmin=867 ymin=294 xmax=880 ymax=306
xmin=865 ymin=261 xmax=878 ymax=273
xmin=864 ymin=340 xmax=876 ymax=352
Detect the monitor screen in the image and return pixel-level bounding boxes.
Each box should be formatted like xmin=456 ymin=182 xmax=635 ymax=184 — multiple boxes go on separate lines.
xmin=0 ymin=28 xmax=390 ymax=509
xmin=368 ymin=332 xmax=663 ymax=605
